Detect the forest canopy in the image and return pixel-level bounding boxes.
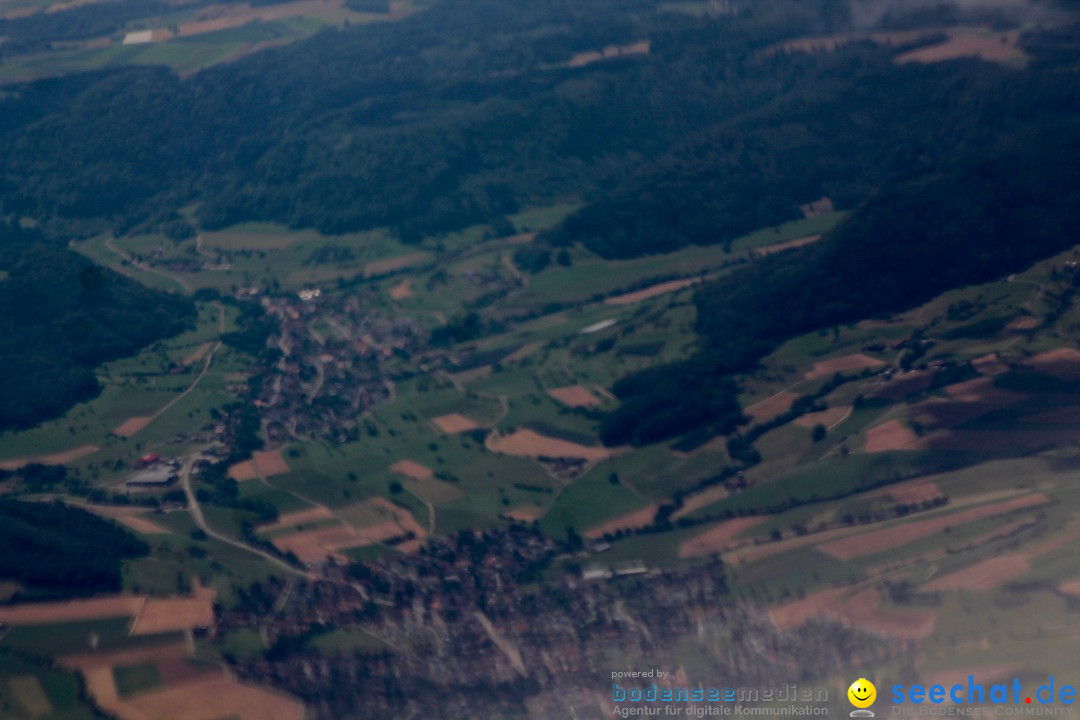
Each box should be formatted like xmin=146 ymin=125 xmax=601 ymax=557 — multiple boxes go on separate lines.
xmin=0 ymin=500 xmax=148 ymax=597
xmin=0 ymin=226 xmax=195 ymax=430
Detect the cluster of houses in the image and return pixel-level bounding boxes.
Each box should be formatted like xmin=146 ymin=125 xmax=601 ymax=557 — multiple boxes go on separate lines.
xmin=124 ymin=453 xmax=180 ymax=489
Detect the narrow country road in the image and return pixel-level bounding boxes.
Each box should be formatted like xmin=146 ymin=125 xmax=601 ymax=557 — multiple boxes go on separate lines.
xmin=104 ymin=237 xmax=194 ymax=293
xmin=179 ymin=453 xmax=308 ymax=578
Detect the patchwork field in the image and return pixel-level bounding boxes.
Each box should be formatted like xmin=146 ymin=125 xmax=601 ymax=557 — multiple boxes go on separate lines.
xmin=12 ymin=182 xmax=1080 ymax=709
xmin=0 ymin=0 xmax=421 ymax=84
xmin=262 ymin=495 xmax=428 ymax=564
xmin=228 ymin=449 xmax=291 ymax=481
xmin=766 ymin=26 xmax=1028 ymax=68
xmin=0 ymin=301 xmax=239 ymax=481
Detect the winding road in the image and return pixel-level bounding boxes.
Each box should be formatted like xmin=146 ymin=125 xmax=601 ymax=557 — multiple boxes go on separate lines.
xmin=178 ymin=453 xmax=308 ymax=578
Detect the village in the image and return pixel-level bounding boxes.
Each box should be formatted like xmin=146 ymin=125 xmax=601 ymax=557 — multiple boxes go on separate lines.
xmin=254 ymin=288 xmax=423 ymax=445
xmin=218 ymin=527 xmax=896 ymax=720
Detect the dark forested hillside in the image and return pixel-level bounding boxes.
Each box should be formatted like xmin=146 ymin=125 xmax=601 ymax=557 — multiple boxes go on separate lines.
xmin=601 ymin=117 xmax=1080 ymax=445
xmin=0 ymin=0 xmax=858 ymax=238
xmin=0 ymin=500 xmax=148 ymax=597
xmin=544 ymin=53 xmax=1040 ymax=258
xmin=0 ymin=0 xmax=1077 ymax=445
xmin=0 ymin=227 xmax=195 ymax=430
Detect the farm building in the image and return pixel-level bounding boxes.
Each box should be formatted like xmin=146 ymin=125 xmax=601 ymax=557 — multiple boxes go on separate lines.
xmin=122 ymin=30 xmax=153 ymax=45
xmin=613 ymin=560 xmax=648 ymax=577
xmin=125 ymin=466 xmax=177 ymax=488
xmin=581 ymin=564 xmax=612 ymax=581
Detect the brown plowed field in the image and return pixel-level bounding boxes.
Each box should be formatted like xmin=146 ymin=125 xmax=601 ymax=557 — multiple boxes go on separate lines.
xmin=817 ymin=493 xmax=1049 ymax=560
xmin=604 ymin=278 xmax=699 ymax=305
xmin=972 ymin=354 xmax=1011 ymax=377
xmin=364 ymin=251 xmax=430 ymax=277
xmin=1007 ymin=316 xmax=1040 ymax=331
xmin=869 ymin=370 xmax=935 ymax=401
xmin=547 ymin=385 xmax=602 ymax=407
xmin=865 ymin=419 xmax=921 ymax=452
xmin=431 ymin=413 xmax=480 ymax=433
xmin=567 ymin=39 xmax=650 ymax=67
xmin=0 ymin=596 xmax=143 ymax=625
xmin=115 ymin=674 xmax=304 ymax=720
xmin=272 ymin=524 xmax=358 ymax=565
xmin=389 ymin=279 xmax=413 ymax=299
xmin=670 ymin=484 xmax=729 ymax=519
xmin=1059 ymin=580 xmax=1080 ymax=597
xmin=771 ymin=586 xmax=936 ymax=639
xmin=755 ymin=235 xmax=822 ymax=256
xmin=504 ymin=506 xmax=544 ymax=522
xmin=923 ymin=522 xmax=1080 ymax=592
xmin=113 ymin=417 xmax=153 ymax=437
xmin=488 ymin=429 xmax=613 ymax=462
xmin=793 ymin=406 xmax=850 ymax=429
xmin=62 ymin=641 xmax=192 ymax=677
xmin=769 ymin=587 xmax=850 ymax=630
xmin=805 ymin=353 xmax=884 ymax=379
xmin=863 ymin=477 xmax=945 ymax=505
xmin=271 ymin=497 xmax=427 ymax=564
xmin=678 ymin=517 xmax=764 ymax=558
xmin=895 ymin=30 xmax=1022 ymax=65
xmin=766 ymin=30 xmax=933 ymax=57
xmin=228 ymin=449 xmax=290 ymax=481
xmin=1026 ymin=348 xmax=1080 ymax=381
xmin=0 ymin=445 xmax=98 ymax=470
xmin=584 ymin=504 xmax=659 ymax=539
xmin=724 ymin=524 xmax=865 ymax=566
xmin=922 ymin=554 xmax=1031 ymax=592
xmin=743 ymin=391 xmax=798 ymax=424
xmin=390 ymin=459 xmax=433 ymax=480
xmin=131 ymin=597 xmax=214 ymax=635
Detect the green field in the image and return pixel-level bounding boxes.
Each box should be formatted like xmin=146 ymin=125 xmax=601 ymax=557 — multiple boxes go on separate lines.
xmin=15 ymin=191 xmax=1080 ymax=693
xmin=113 ymin=662 xmax=163 ymax=698
xmin=0 ymin=649 xmax=99 ymax=720
xmin=1 ymin=618 xmax=179 ymax=658
xmin=306 ymin=628 xmax=388 ymax=655
xmin=0 ymin=2 xmax=403 ymax=85
xmin=0 ymin=297 xmax=243 ymax=490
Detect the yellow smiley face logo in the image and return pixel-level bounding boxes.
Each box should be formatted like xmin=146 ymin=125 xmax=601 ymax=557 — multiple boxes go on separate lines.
xmin=848 ymin=679 xmax=877 ymax=708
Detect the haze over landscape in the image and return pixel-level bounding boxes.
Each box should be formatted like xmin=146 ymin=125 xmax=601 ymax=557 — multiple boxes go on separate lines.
xmin=1 ymin=0 xmax=1080 ymax=718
